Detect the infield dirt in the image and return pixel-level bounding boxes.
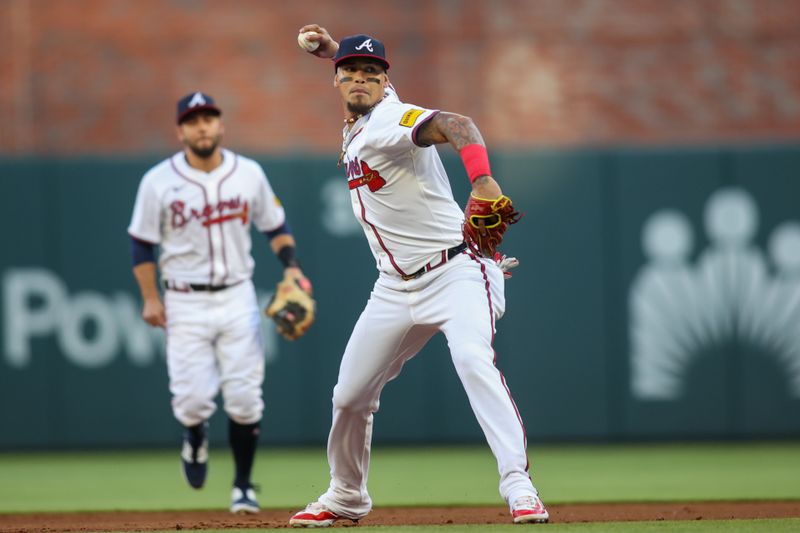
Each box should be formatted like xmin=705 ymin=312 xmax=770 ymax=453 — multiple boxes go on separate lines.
xmin=1 ymin=501 xmax=799 ymax=532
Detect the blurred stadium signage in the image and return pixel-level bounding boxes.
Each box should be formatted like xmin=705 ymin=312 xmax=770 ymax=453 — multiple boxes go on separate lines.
xmin=2 ymin=268 xmax=165 ymax=369
xmin=1 ymin=268 xmax=278 ymax=370
xmin=629 ymin=187 xmax=800 ymax=400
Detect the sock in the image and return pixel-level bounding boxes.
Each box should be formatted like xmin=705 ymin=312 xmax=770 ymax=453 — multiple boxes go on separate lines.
xmin=229 ymin=418 xmax=259 ymax=489
xmin=185 ymin=422 xmax=206 ymax=449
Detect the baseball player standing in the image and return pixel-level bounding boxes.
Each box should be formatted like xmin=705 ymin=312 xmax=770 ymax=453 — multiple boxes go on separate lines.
xmin=289 ymin=27 xmax=548 ymax=527
xmin=128 ymin=92 xmax=312 ymax=514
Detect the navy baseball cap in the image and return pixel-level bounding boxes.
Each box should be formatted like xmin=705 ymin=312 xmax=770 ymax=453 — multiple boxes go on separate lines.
xmin=176 ymin=91 xmax=221 ymax=124
xmin=333 ymin=34 xmax=390 ymax=70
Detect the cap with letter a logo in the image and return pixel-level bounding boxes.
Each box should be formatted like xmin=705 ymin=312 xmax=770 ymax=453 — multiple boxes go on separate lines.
xmin=333 ymin=34 xmax=390 ymax=70
xmin=176 ymin=91 xmax=222 ymax=124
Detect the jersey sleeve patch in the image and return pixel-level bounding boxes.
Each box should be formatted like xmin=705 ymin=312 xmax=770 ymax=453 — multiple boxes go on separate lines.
xmin=399 ymin=108 xmax=425 ymax=128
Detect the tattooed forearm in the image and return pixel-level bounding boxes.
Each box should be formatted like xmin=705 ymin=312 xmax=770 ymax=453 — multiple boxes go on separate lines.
xmin=416 ymin=112 xmax=485 ymax=150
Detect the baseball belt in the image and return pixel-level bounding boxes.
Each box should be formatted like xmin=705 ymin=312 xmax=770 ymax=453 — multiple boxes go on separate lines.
xmin=402 ymin=242 xmax=467 ymax=281
xmin=162 ymin=279 xmax=244 ymax=292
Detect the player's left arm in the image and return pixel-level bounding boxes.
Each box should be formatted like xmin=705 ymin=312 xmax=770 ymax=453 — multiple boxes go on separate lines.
xmin=251 ymin=162 xmax=312 ymax=289
xmin=268 ymin=232 xmax=311 ymax=292
xmin=415 ymin=112 xmax=501 ymax=198
xmin=418 ymin=113 xmax=521 ymax=261
xmin=264 ymin=228 xmax=316 ymax=340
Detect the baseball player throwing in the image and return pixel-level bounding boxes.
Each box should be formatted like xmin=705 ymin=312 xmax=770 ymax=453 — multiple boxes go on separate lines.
xmin=289 ymin=26 xmax=548 ymax=527
xmin=128 ymin=92 xmax=312 ymax=514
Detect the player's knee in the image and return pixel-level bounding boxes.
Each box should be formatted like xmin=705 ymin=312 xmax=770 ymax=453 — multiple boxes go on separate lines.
xmin=173 ymin=394 xmax=216 ymax=426
xmin=450 ymin=343 xmax=492 ymax=377
xmin=331 ymin=384 xmax=374 ymax=413
xmin=224 ymin=391 xmax=263 ymax=424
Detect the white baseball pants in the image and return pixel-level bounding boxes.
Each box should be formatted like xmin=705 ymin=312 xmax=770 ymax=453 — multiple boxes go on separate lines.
xmin=164 ymin=279 xmax=265 ymax=426
xmin=318 ymin=253 xmax=538 ymax=519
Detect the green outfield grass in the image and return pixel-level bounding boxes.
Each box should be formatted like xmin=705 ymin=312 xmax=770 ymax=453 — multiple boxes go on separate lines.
xmin=0 ymin=441 xmax=798 ymax=515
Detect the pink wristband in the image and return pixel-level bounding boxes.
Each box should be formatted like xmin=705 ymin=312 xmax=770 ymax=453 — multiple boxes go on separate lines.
xmin=460 ymin=144 xmax=492 ymax=183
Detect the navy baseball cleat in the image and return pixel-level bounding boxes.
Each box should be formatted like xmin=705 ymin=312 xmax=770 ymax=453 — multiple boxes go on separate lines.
xmin=230 ymin=484 xmax=260 ymax=514
xmin=180 ymin=423 xmax=208 ymax=489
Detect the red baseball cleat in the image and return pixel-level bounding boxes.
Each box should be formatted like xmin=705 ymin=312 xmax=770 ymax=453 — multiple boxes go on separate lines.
xmin=289 ymin=501 xmax=343 ymax=528
xmin=511 ymin=494 xmax=550 ymax=524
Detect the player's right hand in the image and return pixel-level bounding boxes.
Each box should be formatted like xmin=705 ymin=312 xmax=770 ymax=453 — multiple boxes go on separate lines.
xmin=142 ymin=298 xmax=167 ymax=328
xmin=298 ymin=24 xmax=339 ymax=59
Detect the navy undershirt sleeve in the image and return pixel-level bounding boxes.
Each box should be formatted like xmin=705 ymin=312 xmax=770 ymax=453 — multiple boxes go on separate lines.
xmin=265 ymin=221 xmax=292 ymax=240
xmin=131 ymin=237 xmax=155 ymax=266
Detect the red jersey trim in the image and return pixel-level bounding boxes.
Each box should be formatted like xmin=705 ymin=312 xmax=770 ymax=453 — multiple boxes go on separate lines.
xmin=216 ymin=155 xmax=239 ymax=285
xmin=355 ymin=188 xmax=408 ymax=278
xmin=467 ymin=251 xmax=530 ymax=473
xmin=170 ymin=156 xmax=215 ymax=283
xmin=412 ymin=110 xmax=440 ymax=147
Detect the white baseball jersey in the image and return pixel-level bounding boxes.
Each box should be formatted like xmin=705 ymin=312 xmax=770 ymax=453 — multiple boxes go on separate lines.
xmin=128 ymin=149 xmax=285 ymax=286
xmin=341 ymin=95 xmax=464 ymax=278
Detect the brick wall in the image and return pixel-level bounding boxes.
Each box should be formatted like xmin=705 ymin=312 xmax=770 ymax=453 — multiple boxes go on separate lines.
xmin=2 ymin=0 xmax=800 ymax=155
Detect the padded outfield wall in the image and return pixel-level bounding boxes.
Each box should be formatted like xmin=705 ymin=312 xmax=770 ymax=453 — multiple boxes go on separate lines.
xmin=2 ymin=145 xmax=800 ymax=449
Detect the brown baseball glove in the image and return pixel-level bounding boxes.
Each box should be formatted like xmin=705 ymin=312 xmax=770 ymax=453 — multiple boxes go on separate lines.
xmin=463 ymin=193 xmax=521 ymax=257
xmin=265 ymin=276 xmax=316 ymax=340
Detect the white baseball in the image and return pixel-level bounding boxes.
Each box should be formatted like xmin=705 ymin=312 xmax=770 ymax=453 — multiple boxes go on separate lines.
xmin=297 ymin=31 xmax=320 ymax=52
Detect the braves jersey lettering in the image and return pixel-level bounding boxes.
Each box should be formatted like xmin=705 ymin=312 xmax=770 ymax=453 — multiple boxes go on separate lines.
xmin=346 ymin=160 xmax=386 ymax=192
xmin=170 ymin=197 xmax=249 ymax=229
xmin=343 ymin=157 xmax=362 ymax=179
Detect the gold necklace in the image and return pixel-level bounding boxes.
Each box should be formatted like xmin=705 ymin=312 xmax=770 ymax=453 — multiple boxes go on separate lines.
xmin=337 ymin=97 xmax=384 ymax=166
xmin=338 ymin=115 xmax=363 ymax=167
